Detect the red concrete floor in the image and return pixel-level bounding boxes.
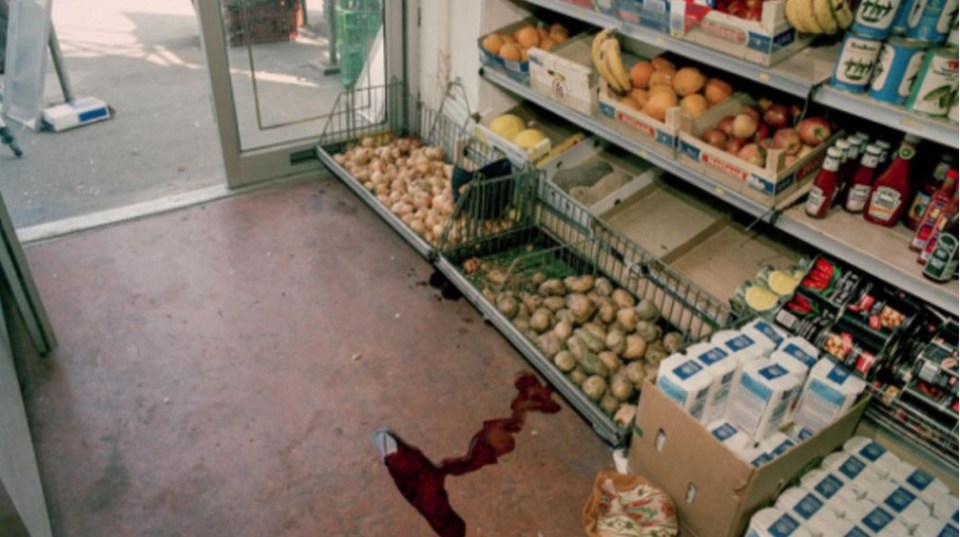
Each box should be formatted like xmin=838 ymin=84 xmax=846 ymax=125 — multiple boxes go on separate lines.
xmin=14 ymin=174 xmax=613 ymax=537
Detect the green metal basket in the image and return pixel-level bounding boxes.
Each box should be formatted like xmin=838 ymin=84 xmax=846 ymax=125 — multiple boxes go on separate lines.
xmin=335 ymin=0 xmax=382 ymax=88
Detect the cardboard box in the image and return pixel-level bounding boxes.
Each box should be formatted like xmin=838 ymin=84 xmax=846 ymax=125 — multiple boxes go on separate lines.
xmin=677 ymin=94 xmax=843 ymax=208
xmin=529 ymin=34 xmax=597 ymax=116
xmin=617 ymin=0 xmax=677 ymax=34
xmin=478 ymin=19 xmax=539 ymax=82
xmin=668 ymin=0 xmax=812 ymax=66
xmin=593 ymin=0 xmax=619 ymax=17
xmin=597 ymin=76 xmax=683 ymax=159
xmin=473 ymin=104 xmax=591 ymax=168
xmin=628 ymin=380 xmax=870 ymax=537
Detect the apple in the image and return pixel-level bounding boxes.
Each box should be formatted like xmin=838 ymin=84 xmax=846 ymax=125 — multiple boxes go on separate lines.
xmin=797 ymin=118 xmax=832 ymax=146
xmin=732 ymin=113 xmax=759 ymax=139
xmin=763 ymin=104 xmax=790 ymax=129
xmin=702 ymin=129 xmax=729 ymax=148
xmin=727 ymin=0 xmax=747 ymax=16
xmin=724 ymin=138 xmax=746 ymax=154
xmin=746 ymin=6 xmax=762 ymax=20
xmin=773 ymin=128 xmax=802 ymax=155
xmin=739 ymin=107 xmax=761 ymax=121
xmin=753 ymin=122 xmax=771 ymax=143
xmin=718 ymin=116 xmax=736 ymax=136
xmin=738 ymin=143 xmax=766 ymax=167
xmin=746 ymin=0 xmax=762 ymax=8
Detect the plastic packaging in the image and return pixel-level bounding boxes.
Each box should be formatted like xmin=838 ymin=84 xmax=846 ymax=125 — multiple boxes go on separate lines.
xmin=747 ymin=508 xmax=813 ymax=537
xmin=727 ymin=360 xmax=803 ymax=442
xmin=842 ymin=437 xmax=900 ymax=476
xmin=799 ymin=469 xmax=862 ymax=513
xmin=886 ymin=460 xmax=952 ymax=502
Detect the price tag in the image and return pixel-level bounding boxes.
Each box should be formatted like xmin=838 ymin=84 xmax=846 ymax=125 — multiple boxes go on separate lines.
xmin=715 ymin=186 xmax=725 ymax=197
xmin=758 ymin=72 xmax=770 ymax=83
xmin=641 ymin=150 xmax=649 ymax=159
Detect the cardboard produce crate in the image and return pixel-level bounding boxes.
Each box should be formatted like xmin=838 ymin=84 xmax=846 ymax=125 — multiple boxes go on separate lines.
xmin=478 ymin=19 xmax=539 ymax=82
xmin=598 ymin=77 xmax=683 ymax=159
xmin=677 ymin=94 xmax=843 ymax=208
xmin=473 ymin=103 xmax=589 ymax=168
xmin=669 ymin=0 xmax=812 ymax=66
xmin=628 ymin=380 xmax=870 ymax=537
xmin=529 ymin=34 xmax=597 ymax=116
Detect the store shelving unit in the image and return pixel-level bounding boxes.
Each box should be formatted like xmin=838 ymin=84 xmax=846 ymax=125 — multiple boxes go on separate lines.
xmin=480 ymin=67 xmax=960 ymax=316
xmin=521 ymin=0 xmax=960 ymax=150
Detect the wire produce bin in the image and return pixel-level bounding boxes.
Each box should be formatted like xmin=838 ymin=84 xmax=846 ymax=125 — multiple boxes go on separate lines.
xmin=435 ymin=175 xmax=732 ymax=445
xmin=316 ymin=80 xmax=512 ymax=259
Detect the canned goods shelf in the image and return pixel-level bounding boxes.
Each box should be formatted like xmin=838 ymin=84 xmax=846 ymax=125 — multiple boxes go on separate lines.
xmin=516 ymin=0 xmax=960 ymax=150
xmin=482 ymin=67 xmax=960 ymax=317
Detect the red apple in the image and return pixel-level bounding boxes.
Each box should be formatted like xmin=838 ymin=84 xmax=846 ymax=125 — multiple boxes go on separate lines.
xmin=727 ymin=0 xmax=747 ymax=16
xmin=796 ymin=118 xmax=832 ymax=146
xmin=724 ymin=138 xmax=746 ymax=154
xmin=746 ymin=0 xmax=762 ymax=8
xmin=773 ymin=128 xmax=802 ymax=155
xmin=790 ymin=103 xmax=804 ymax=122
xmin=702 ymin=129 xmax=729 ymax=148
xmin=763 ymin=104 xmax=790 ymax=129
xmin=745 ymin=5 xmax=762 ymax=20
xmin=738 ymin=143 xmax=766 ymax=167
xmin=739 ymin=107 xmax=761 ymax=121
xmin=718 ymin=116 xmax=736 ymax=136
xmin=733 ymin=113 xmax=759 ymax=139
xmin=753 ymin=122 xmax=771 ymax=143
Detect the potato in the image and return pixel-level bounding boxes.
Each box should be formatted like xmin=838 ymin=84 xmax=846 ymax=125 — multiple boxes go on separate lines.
xmin=610 ymin=373 xmax=635 ymax=401
xmin=595 ymin=298 xmax=617 ymax=324
xmin=636 ymin=298 xmax=660 ymax=321
xmin=568 ymin=367 xmax=588 ymax=386
xmin=623 ymin=335 xmax=647 ymax=360
xmin=624 ymin=361 xmax=646 ymax=387
xmin=644 ymin=342 xmax=670 ymax=367
xmin=616 ymin=308 xmax=639 ymax=332
xmin=582 ymin=376 xmax=608 ymax=401
xmin=575 ymin=329 xmax=605 ymax=353
xmin=566 ymin=294 xmax=596 ymax=325
xmin=577 ymin=352 xmax=609 ymax=377
xmin=554 ymin=350 xmax=577 ymax=373
xmin=612 ymin=289 xmax=636 ymax=309
xmin=662 ymin=331 xmax=683 ymax=353
xmin=606 ymin=330 xmax=626 ymax=355
xmin=566 ymin=335 xmax=589 ymax=361
xmin=553 ymin=320 xmax=574 ymax=340
xmin=614 ymin=404 xmax=637 ymax=429
xmin=517 ymin=303 xmax=530 ymax=318
xmin=598 ymin=351 xmax=621 ymax=375
xmin=564 ymin=275 xmax=595 ymax=294
xmin=535 ymin=332 xmax=564 ymax=358
xmin=600 ymin=393 xmax=620 ymax=415
xmin=539 ymin=279 xmax=566 ymax=297
xmin=513 ymin=315 xmax=530 ymax=333
xmin=555 ymin=309 xmax=575 ymax=325
xmin=582 ymin=323 xmax=607 ymax=344
xmin=636 ymin=321 xmax=661 ymax=343
xmin=531 ymin=272 xmax=547 ymax=286
xmin=495 ymin=293 xmax=519 ymax=319
xmin=523 ymin=293 xmax=545 ymax=314
xmin=530 ymin=308 xmax=555 ymax=333
xmin=594 ymin=277 xmax=614 ymax=297
xmin=543 ymin=296 xmax=566 ymax=313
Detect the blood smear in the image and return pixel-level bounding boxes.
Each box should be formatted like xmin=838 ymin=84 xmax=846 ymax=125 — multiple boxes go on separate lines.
xmin=372 ymin=372 xmax=560 ymax=537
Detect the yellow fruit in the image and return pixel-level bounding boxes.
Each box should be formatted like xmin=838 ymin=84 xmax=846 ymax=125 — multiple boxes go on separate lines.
xmin=499 ymin=43 xmax=522 ymax=62
xmin=649 ymin=70 xmax=674 ymax=88
xmin=490 ymin=114 xmax=526 ymax=141
xmin=767 ymin=271 xmax=800 ymax=296
xmin=631 ymin=88 xmax=650 ymax=108
xmin=513 ymin=128 xmax=548 ymax=149
xmin=648 ymin=85 xmax=675 ymax=98
xmin=643 ymin=91 xmax=678 ymax=122
xmin=745 ymin=286 xmax=779 ymax=312
xmin=681 ymin=94 xmax=709 ymax=118
xmin=482 ymin=34 xmax=504 ymax=55
xmin=673 ymin=67 xmax=706 ymax=97
xmin=630 ymin=61 xmax=654 ymax=89
xmin=704 ymin=78 xmax=733 ymax=104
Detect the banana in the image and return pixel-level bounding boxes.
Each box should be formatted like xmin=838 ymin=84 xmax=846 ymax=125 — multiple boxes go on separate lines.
xmin=601 ymin=38 xmax=632 ymax=94
xmin=785 ymin=0 xmax=806 ymax=33
xmin=798 ymin=0 xmax=824 ymax=33
xmin=813 ymin=0 xmax=839 ymax=34
xmin=592 ymin=29 xmax=620 ymax=93
xmin=829 ymin=0 xmax=854 ymax=29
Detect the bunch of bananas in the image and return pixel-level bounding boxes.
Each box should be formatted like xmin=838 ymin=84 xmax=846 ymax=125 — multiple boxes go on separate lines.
xmin=785 ymin=0 xmax=854 ymax=34
xmin=591 ymin=29 xmax=632 ymax=94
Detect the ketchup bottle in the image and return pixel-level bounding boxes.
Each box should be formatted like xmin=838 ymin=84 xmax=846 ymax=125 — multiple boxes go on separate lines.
xmin=806 ymin=147 xmax=843 ymax=219
xmin=835 ymin=135 xmax=863 ymax=205
xmin=833 ymin=138 xmax=852 ymax=202
xmin=844 ymin=144 xmax=881 ymax=213
xmin=864 ymin=134 xmax=920 ymax=227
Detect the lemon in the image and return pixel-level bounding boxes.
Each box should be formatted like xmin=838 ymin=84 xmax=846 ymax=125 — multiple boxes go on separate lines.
xmin=767 ymin=270 xmax=800 ymax=296
xmin=745 ymin=286 xmax=779 ymax=312
xmin=489 ymin=114 xmax=525 ymax=141
xmin=513 ymin=128 xmax=548 ymax=149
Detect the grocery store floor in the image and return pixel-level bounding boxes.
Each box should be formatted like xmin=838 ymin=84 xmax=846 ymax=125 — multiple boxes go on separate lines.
xmin=14 ymin=173 xmax=611 ymax=536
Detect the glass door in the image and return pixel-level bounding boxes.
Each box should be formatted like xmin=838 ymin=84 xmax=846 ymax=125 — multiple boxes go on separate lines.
xmin=196 ymin=0 xmax=413 ymax=187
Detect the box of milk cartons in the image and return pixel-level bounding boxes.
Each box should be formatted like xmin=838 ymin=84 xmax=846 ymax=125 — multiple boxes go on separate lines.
xmin=798 ymin=469 xmax=863 ymax=515
xmin=862 ymin=480 xmax=930 ymax=533
xmin=688 ymin=342 xmax=739 ymax=422
xmin=727 ymin=360 xmax=803 ymax=442
xmin=842 ymin=437 xmax=900 ymax=478
xmin=794 ymin=360 xmax=866 ymax=434
xmin=656 ymin=352 xmax=714 ymax=422
xmin=746 ymin=508 xmax=813 ymax=537
xmin=886 ymin=460 xmax=952 ymax=504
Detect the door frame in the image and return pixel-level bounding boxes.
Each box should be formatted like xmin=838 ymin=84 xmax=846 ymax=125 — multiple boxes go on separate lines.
xmin=195 ymin=0 xmax=418 ymax=188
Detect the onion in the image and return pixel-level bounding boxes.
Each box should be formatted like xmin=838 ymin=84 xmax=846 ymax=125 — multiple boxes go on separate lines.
xmin=410 ymin=219 xmax=426 ymax=234
xmin=371 ymin=171 xmax=385 ymax=185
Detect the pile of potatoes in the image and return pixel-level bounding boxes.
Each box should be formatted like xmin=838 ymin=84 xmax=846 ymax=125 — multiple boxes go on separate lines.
xmin=334 ymin=136 xmax=456 ymax=245
xmin=484 ymin=272 xmax=683 ymax=429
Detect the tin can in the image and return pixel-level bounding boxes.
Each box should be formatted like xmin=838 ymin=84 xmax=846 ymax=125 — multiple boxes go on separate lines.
xmin=905 ymin=47 xmax=960 ymax=116
xmin=905 ymin=0 xmax=959 ymax=42
xmin=892 ymin=0 xmax=917 ymax=33
xmin=868 ymin=38 xmax=927 ymax=103
xmin=854 ymin=0 xmax=906 ymax=38
xmin=831 ymin=33 xmax=885 ymax=92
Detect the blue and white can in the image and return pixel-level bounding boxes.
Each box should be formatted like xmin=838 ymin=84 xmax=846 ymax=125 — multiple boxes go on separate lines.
xmin=868 ymin=37 xmax=927 ymax=103
xmin=831 ymin=33 xmax=884 ymax=92
xmin=905 ymin=0 xmax=959 ymax=43
xmin=891 ymin=0 xmax=917 ymax=33
xmin=853 ymin=0 xmax=906 ymax=38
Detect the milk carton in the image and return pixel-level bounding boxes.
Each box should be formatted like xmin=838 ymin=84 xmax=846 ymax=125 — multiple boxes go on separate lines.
xmin=733 ymin=443 xmax=771 ymax=467
xmin=842 ymin=437 xmax=900 ymax=477
xmin=821 ymin=452 xmax=882 ymax=486
xmin=771 ymin=337 xmax=820 ymax=384
xmin=711 ymin=329 xmax=764 ymax=367
xmin=741 ymin=318 xmax=786 ymax=357
xmin=760 ymin=432 xmax=797 ymax=460
xmin=799 ymin=469 xmax=862 ymax=512
xmin=656 ymin=353 xmax=714 ymax=422
xmin=794 ymin=360 xmax=866 ymax=434
xmin=689 ymin=342 xmax=739 ymax=422
xmin=846 ymin=500 xmax=913 ymax=536
xmin=914 ymin=518 xmax=959 ymax=537
xmin=776 ymin=487 xmax=835 ymax=536
xmin=727 ymin=360 xmax=802 ymax=442
xmin=747 ymin=508 xmax=813 ymax=537
xmin=706 ymin=419 xmax=750 ymax=452
xmin=786 ymin=423 xmax=815 ymax=443
xmin=886 ymin=460 xmax=952 ymax=503
xmin=866 ymin=482 xmax=931 ymax=532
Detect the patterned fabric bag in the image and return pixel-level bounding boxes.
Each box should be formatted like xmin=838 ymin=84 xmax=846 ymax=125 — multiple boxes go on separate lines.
xmin=583 ymin=470 xmax=679 ymax=537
